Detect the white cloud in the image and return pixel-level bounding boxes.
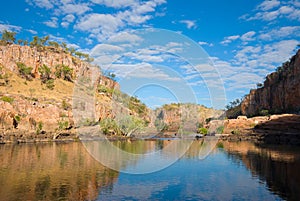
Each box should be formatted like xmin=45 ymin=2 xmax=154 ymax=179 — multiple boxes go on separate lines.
xmin=259 ymin=26 xmax=300 ymax=40
xmin=221 ymin=35 xmax=240 ymax=45
xmin=179 ymin=20 xmax=197 ymax=29
xmin=257 ymin=0 xmax=280 ymax=11
xmin=0 ymin=24 xmax=22 ymax=32
xmin=109 ymin=62 xmax=181 ymax=81
xmin=26 ymin=0 xmax=54 ymax=9
xmin=91 ymin=0 xmax=137 ymax=8
xmin=198 ymin=41 xmax=213 ymax=47
xmin=26 ymin=29 xmax=37 ymax=34
xmin=75 ymin=13 xmax=124 ymax=32
xmin=242 ymin=1 xmax=300 ymax=22
xmin=91 ymin=44 xmax=124 ymax=55
xmin=107 ymin=32 xmax=143 ymax=44
xmin=44 ymin=17 xmax=58 ymax=28
xmin=240 ymin=31 xmax=256 ymax=41
xmin=61 ymin=14 xmax=76 ymax=28
xmin=58 ymin=3 xmax=91 ymax=15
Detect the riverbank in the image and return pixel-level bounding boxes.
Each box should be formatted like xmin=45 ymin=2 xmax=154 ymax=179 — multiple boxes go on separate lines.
xmin=220 ymin=114 xmax=300 ymax=145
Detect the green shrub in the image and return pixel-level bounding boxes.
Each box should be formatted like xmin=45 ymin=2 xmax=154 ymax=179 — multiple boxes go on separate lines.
xmin=39 ymin=64 xmax=51 ymax=83
xmin=0 ymin=96 xmax=14 ymax=104
xmin=36 ymin=121 xmax=43 ymax=134
xmin=16 ymin=62 xmax=33 ymax=80
xmin=62 ymin=100 xmax=71 ymax=110
xmin=14 ymin=115 xmax=21 ymax=122
xmin=198 ymin=127 xmax=208 ymax=135
xmin=55 ymin=64 xmax=73 ymax=82
xmin=216 ymin=126 xmax=224 ymax=134
xmin=99 ymin=118 xmax=121 ymax=135
xmin=259 ymin=109 xmax=269 ymax=116
xmin=45 ymin=79 xmax=55 ymax=90
xmin=58 ymin=120 xmax=69 ymax=130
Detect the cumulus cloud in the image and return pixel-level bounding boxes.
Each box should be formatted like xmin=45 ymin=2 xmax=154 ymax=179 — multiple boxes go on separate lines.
xmin=257 ymin=0 xmax=280 ymax=11
xmin=43 ymin=17 xmax=58 ymax=28
xmin=259 ymin=26 xmax=300 ymax=40
xmin=241 ymin=0 xmax=300 ymax=22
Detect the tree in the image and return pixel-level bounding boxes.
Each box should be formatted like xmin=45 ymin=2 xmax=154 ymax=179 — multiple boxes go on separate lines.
xmin=1 ymin=30 xmax=16 ymax=43
xmin=17 ymin=39 xmax=23 ymax=45
xmin=38 ymin=64 xmax=51 ymax=83
xmin=116 ymin=115 xmax=146 ymax=137
xmin=40 ymin=35 xmax=49 ymax=46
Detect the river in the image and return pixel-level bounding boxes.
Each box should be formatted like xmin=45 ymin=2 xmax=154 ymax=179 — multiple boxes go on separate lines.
xmin=0 ymin=139 xmax=299 ymax=200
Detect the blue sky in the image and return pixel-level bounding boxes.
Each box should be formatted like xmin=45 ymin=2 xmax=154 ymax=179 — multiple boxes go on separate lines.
xmin=0 ymin=0 xmax=299 ymax=109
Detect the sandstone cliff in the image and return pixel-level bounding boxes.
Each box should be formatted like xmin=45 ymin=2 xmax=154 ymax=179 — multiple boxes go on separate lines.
xmin=0 ymin=44 xmax=136 ymax=142
xmin=241 ymin=49 xmax=300 ymax=116
xmin=154 ymin=103 xmax=223 ymax=133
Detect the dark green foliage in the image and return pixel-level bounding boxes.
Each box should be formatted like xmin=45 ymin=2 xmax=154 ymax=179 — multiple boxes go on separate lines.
xmin=55 ymin=64 xmax=73 ymax=82
xmin=16 ymin=62 xmax=33 ymax=80
xmin=1 ymin=30 xmax=16 ymax=44
xmin=259 ymin=109 xmax=269 ymax=116
xmin=39 ymin=64 xmax=51 ymax=83
xmin=99 ymin=118 xmax=121 ymax=135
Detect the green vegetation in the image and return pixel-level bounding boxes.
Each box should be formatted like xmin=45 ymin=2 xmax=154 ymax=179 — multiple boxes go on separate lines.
xmin=259 ymin=109 xmax=269 ymax=116
xmin=39 ymin=64 xmax=51 ymax=83
xmin=36 ymin=121 xmax=43 ymax=134
xmin=16 ymin=62 xmax=33 ymax=80
xmin=0 ymin=96 xmax=14 ymax=104
xmin=14 ymin=115 xmax=21 ymax=123
xmin=0 ymin=30 xmax=16 ymax=44
xmin=99 ymin=115 xmax=147 ymax=136
xmin=45 ymin=79 xmax=55 ymax=90
xmin=216 ymin=126 xmax=224 ymax=134
xmin=99 ymin=118 xmax=121 ymax=135
xmin=55 ymin=64 xmax=73 ymax=82
xmin=58 ymin=119 xmax=69 ymax=130
xmin=216 ymin=142 xmax=224 ymax=149
xmin=62 ymin=100 xmax=71 ymax=110
xmin=117 ymin=115 xmax=146 ymax=137
xmin=231 ymin=129 xmax=240 ymax=135
xmin=197 ymin=127 xmax=208 ymax=135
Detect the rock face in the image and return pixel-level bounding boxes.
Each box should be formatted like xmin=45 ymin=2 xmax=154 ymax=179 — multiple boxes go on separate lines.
xmin=241 ymin=50 xmax=300 ymax=116
xmin=155 ymin=104 xmax=223 ymax=133
xmin=0 ymin=44 xmax=122 ymax=142
xmin=0 ymin=44 xmax=89 ymax=78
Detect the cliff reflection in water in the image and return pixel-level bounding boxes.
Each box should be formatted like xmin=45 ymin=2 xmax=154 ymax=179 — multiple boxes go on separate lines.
xmin=0 ymin=142 xmax=119 ymax=201
xmin=223 ymin=141 xmax=300 ymax=201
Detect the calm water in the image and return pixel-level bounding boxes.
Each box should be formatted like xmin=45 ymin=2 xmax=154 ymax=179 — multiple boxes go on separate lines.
xmin=0 ymin=140 xmax=300 ymax=201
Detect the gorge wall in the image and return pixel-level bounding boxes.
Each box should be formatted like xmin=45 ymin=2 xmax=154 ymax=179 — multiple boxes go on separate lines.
xmin=241 ymin=49 xmax=300 ymax=117
xmin=0 ymin=44 xmax=124 ymax=142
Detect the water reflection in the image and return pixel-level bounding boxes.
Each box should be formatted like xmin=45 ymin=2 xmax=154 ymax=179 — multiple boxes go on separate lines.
xmin=0 ymin=143 xmax=118 ymax=201
xmin=222 ymin=141 xmax=300 ymax=201
xmin=0 ymin=140 xmax=299 ymax=200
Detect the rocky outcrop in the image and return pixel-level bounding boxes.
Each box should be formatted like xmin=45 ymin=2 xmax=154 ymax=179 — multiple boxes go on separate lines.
xmin=221 ymin=114 xmax=300 ymax=145
xmin=155 ymin=103 xmax=223 ymax=133
xmin=0 ymin=44 xmax=89 ymax=78
xmin=241 ymin=49 xmax=300 ymax=116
